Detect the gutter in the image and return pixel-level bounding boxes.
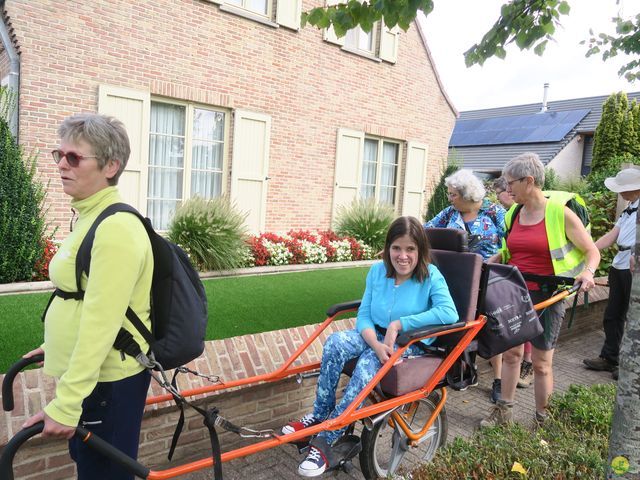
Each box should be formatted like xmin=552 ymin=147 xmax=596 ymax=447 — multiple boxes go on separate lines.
xmin=0 ymin=0 xmax=19 ymax=139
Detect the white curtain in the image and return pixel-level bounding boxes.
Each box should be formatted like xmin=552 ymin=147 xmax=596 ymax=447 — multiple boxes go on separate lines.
xmin=361 ymin=138 xmax=378 ymax=200
xmin=191 ymin=108 xmax=224 ymax=199
xmin=148 ymin=102 xmax=185 ymax=230
xmin=379 ymin=142 xmax=398 ymax=205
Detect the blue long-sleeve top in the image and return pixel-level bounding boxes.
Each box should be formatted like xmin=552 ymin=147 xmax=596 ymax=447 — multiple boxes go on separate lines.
xmin=356 ymin=262 xmax=458 ymax=345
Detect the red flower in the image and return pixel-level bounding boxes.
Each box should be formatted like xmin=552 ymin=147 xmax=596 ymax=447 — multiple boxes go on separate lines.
xmin=32 ymin=238 xmax=58 ymax=281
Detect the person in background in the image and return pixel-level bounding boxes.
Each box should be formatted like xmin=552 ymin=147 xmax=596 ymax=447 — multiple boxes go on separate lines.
xmin=583 ymin=168 xmax=640 ymax=381
xmin=21 ymin=114 xmax=153 ymax=480
xmin=282 ymin=216 xmax=458 ymax=477
xmin=426 ymin=169 xmax=506 ymax=403
xmin=493 ymin=176 xmax=534 ymax=389
xmin=481 ymin=153 xmax=599 ymax=428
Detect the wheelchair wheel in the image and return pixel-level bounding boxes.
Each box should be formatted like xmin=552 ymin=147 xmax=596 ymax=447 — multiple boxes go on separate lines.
xmin=359 ymin=391 xmax=447 ymax=479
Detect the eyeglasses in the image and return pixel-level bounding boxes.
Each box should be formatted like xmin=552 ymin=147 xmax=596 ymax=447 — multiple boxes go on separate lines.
xmin=495 ymin=189 xmax=506 ymax=195
xmin=51 ymin=149 xmax=97 ymax=168
xmin=506 ymin=177 xmax=527 ymax=187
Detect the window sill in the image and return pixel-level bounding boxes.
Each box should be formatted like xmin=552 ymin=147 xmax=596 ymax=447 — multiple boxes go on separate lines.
xmin=340 ymin=45 xmax=382 ymax=62
xmin=219 ymin=4 xmax=279 ymax=28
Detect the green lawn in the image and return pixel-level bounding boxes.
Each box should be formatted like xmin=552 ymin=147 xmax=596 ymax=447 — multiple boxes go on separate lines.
xmin=0 ymin=266 xmax=369 ymax=373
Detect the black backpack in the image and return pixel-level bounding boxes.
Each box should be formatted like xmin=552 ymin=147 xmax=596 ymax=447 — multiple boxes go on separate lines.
xmin=44 ymin=203 xmax=208 ymax=370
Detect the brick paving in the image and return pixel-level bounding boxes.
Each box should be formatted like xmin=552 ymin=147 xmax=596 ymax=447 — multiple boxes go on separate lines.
xmin=181 ymin=327 xmax=614 ymax=480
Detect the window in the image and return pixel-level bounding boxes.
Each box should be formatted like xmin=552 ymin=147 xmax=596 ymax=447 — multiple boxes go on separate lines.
xmin=225 ymin=0 xmax=269 ymax=16
xmin=148 ymin=101 xmax=226 ymax=230
xmin=345 ymin=26 xmax=375 ymax=53
xmin=360 ymin=138 xmax=399 ymax=206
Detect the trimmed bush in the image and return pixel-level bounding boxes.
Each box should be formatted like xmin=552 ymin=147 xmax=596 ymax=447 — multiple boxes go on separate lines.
xmin=410 ymin=383 xmax=615 ymax=479
xmin=167 ymin=196 xmax=248 ymax=271
xmin=425 ymin=161 xmax=459 ymax=221
xmin=0 ymin=99 xmax=47 ymax=283
xmin=334 ymin=198 xmax=394 ymax=252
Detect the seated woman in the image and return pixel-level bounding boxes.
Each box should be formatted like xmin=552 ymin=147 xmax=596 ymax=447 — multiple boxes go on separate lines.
xmin=426 ymin=169 xmax=506 ymax=403
xmin=282 ymin=216 xmax=458 ymax=477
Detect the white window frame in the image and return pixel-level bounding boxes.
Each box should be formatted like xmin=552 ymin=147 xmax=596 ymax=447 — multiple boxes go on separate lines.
xmin=344 ymin=24 xmax=377 ymax=54
xmin=148 ymin=98 xmax=230 ymax=229
xmin=360 ymin=136 xmax=402 ymax=208
xmin=223 ymin=0 xmax=272 ymax=19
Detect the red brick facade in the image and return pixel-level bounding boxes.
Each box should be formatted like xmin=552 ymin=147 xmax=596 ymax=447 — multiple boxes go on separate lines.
xmin=1 ymin=0 xmax=455 ymax=237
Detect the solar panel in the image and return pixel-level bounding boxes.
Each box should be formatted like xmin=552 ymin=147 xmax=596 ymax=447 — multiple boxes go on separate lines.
xmin=449 ymin=109 xmax=591 ymax=147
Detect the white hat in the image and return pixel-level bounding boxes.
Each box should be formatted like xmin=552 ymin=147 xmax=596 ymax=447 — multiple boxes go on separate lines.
xmin=604 ymin=168 xmax=640 ymax=193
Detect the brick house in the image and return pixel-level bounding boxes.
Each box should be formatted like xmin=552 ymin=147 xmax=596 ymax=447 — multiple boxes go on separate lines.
xmin=0 ymin=0 xmax=456 ymax=237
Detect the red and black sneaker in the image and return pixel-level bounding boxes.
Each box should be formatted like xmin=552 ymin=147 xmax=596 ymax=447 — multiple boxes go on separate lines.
xmin=281 ymin=413 xmax=320 ymax=436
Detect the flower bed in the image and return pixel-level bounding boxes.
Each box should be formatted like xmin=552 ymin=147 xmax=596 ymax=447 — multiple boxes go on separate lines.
xmin=245 ymin=230 xmax=375 ymax=267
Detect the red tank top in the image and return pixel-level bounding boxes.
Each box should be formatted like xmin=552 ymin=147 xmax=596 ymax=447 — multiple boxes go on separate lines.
xmin=507 ymin=213 xmax=554 ymax=291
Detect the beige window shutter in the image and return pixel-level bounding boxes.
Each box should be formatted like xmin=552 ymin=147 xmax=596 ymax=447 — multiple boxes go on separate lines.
xmin=276 ymin=0 xmax=302 ymax=30
xmin=332 ymin=128 xmax=364 ymax=223
xmin=401 ymin=141 xmax=429 ymax=219
xmin=230 ymin=110 xmax=271 ymax=234
xmin=98 ymin=84 xmax=150 ymax=214
xmin=379 ymin=23 xmax=399 ymax=63
xmin=323 ymin=0 xmax=345 ymax=46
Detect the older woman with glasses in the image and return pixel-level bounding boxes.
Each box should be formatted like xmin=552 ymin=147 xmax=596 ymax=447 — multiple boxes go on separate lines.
xmin=480 ymin=152 xmax=599 ymax=428
xmin=21 ymin=114 xmax=153 ymax=480
xmin=425 ymin=169 xmax=506 ymax=402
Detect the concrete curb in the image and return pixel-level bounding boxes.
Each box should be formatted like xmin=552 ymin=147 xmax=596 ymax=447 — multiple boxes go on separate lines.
xmin=0 ymin=260 xmax=377 ymax=295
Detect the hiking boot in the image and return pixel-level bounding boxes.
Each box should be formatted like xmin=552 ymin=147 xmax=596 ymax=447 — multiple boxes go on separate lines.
xmin=298 ymin=446 xmax=328 ymax=477
xmin=479 ymin=400 xmax=513 ymax=429
xmin=534 ymin=410 xmax=548 ymax=426
xmin=583 ymin=357 xmax=616 ymax=372
xmin=517 ymin=360 xmax=533 ymax=388
xmin=281 ymin=413 xmax=321 ymax=436
xmin=490 ymin=379 xmax=502 ymax=403
xmin=612 ymin=367 xmax=619 ymax=381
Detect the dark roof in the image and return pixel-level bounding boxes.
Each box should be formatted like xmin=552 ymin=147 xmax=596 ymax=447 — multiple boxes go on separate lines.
xmin=450 ymin=109 xmax=590 ymax=147
xmin=450 ymin=91 xmax=640 ymax=172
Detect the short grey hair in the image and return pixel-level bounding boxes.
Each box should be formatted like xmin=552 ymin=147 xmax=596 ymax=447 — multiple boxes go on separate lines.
xmin=492 ymin=176 xmax=508 ymax=192
xmin=502 ymin=152 xmax=545 ymax=187
xmin=445 ymin=169 xmax=486 ymax=202
xmin=58 ymin=113 xmax=130 ymax=185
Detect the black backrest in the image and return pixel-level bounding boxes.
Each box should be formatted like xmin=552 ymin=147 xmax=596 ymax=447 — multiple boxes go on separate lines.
xmin=425 ymin=228 xmax=468 ymax=253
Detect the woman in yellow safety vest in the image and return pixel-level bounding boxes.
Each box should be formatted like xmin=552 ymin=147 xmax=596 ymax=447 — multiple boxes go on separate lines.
xmin=479 ymin=152 xmax=599 ymax=428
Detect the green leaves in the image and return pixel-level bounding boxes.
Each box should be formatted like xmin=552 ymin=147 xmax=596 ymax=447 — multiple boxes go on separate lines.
xmin=464 ymin=0 xmax=571 ymax=67
xmin=301 ymin=0 xmax=434 ymax=37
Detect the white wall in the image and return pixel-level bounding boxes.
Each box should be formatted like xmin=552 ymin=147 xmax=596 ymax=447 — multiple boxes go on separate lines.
xmin=546 ymin=135 xmax=584 ymax=180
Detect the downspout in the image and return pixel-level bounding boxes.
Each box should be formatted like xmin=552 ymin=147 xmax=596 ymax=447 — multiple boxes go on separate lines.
xmin=0 ymin=0 xmax=19 ymax=139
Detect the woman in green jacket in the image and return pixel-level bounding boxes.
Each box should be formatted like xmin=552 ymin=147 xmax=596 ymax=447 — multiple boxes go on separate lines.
xmin=22 ymin=114 xmax=153 ymax=480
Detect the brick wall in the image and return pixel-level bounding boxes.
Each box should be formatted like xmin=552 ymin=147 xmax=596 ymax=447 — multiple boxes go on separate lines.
xmin=0 ymin=285 xmax=607 ymax=480
xmin=3 ymin=0 xmax=457 ymax=237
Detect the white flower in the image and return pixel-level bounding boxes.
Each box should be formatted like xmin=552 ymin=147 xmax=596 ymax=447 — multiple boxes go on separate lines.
xmin=301 ymin=240 xmax=328 ymax=264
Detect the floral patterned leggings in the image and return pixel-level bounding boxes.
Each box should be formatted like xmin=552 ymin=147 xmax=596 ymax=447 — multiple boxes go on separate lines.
xmin=313 ymin=329 xmax=425 ymax=444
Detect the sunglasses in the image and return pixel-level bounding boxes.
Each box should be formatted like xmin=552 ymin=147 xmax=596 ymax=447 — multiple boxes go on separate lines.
xmin=51 ymin=149 xmax=97 ymax=168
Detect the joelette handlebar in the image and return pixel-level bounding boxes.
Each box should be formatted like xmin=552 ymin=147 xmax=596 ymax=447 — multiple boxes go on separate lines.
xmin=0 ymin=421 xmax=150 ymax=480
xmin=2 ymin=354 xmax=44 ymax=411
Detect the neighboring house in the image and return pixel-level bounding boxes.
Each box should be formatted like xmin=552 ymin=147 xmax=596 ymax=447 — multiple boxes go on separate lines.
xmin=0 ymin=0 xmax=456 ymax=237
xmin=449 ymin=90 xmax=640 ymax=179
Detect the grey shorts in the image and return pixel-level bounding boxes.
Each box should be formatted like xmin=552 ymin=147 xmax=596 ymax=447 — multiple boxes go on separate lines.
xmin=529 ymin=289 xmax=565 ymax=351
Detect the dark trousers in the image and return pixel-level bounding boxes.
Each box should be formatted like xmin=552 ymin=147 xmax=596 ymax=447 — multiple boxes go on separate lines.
xmin=600 ymin=267 xmax=632 ymax=364
xmin=69 ymin=369 xmax=151 ymax=480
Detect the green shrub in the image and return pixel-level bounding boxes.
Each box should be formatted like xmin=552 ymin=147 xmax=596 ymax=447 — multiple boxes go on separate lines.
xmin=334 ymin=198 xmax=394 ymax=252
xmin=557 ymin=175 xmax=590 ymax=195
xmin=583 ymin=190 xmax=618 ymax=276
xmin=543 ymin=167 xmax=560 ymax=190
xmin=425 ymin=160 xmax=459 ymax=221
xmin=167 ymin=196 xmax=248 ymax=271
xmin=0 ymin=96 xmax=47 ymax=283
xmin=411 ymin=383 xmax=615 ymax=479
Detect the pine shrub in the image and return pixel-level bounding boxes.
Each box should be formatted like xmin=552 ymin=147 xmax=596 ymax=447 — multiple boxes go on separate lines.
xmin=425 ymin=161 xmax=459 ymax=221
xmin=167 ymin=196 xmax=248 ymax=271
xmin=0 ymin=111 xmax=47 ymax=283
xmin=334 ymin=198 xmax=394 ymax=252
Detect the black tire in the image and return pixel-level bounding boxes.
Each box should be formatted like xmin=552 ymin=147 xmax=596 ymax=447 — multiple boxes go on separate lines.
xmin=359 ymin=391 xmax=448 ymax=479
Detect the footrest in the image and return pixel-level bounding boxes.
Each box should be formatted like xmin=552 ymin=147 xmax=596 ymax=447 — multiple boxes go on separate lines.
xmin=310 ymin=435 xmax=362 ymax=472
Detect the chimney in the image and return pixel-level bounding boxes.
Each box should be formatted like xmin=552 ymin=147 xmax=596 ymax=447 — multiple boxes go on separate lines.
xmin=540 ymin=83 xmax=549 ymax=113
